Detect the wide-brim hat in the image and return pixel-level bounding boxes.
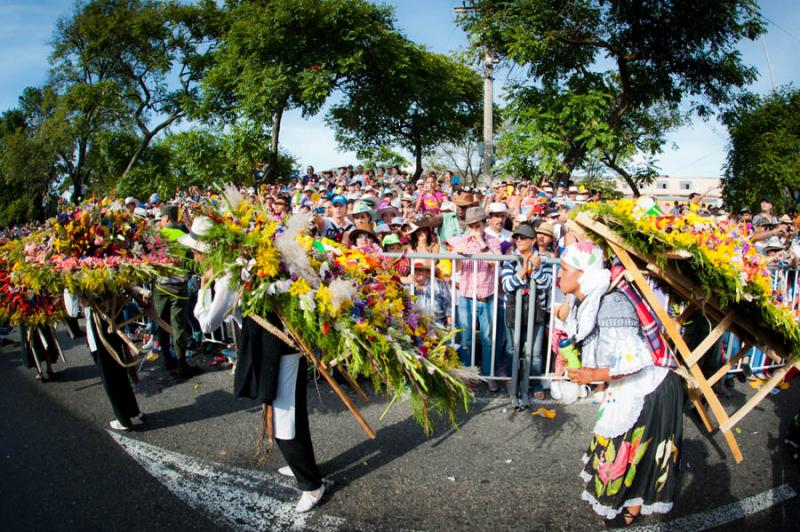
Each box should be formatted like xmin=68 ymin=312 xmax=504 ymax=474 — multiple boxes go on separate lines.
xmin=349 ymin=228 xmax=379 ymax=245
xmin=453 ymin=193 xmax=478 ymax=207
xmin=177 ymin=216 xmax=213 ymax=253
xmin=377 ymin=206 xmax=400 ymax=219
xmin=763 ymin=236 xmax=784 ymax=251
xmin=487 ymin=201 xmax=509 ymax=214
xmin=536 ymin=222 xmax=555 ymax=238
xmin=464 ymin=207 xmax=487 ymax=225
xmin=382 ymin=234 xmax=402 ymax=247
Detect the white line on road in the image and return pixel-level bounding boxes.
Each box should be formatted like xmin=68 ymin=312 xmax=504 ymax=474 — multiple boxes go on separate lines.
xmin=108 ymin=431 xmax=351 ymax=532
xmin=630 ymin=483 xmax=797 ymax=532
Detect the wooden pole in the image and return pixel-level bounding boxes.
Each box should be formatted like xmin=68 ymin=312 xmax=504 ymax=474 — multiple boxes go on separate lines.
xmin=605 ymin=240 xmax=744 ymax=463
xmin=248 ymin=313 xmax=376 ymax=440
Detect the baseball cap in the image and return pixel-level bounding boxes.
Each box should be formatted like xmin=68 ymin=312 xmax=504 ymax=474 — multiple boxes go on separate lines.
xmin=331 ymin=195 xmax=347 ymax=206
xmin=382 ymin=234 xmax=402 ymax=247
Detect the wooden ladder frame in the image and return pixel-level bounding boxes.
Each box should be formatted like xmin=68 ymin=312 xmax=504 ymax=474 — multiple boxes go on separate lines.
xmin=573 ymin=212 xmax=800 ymax=463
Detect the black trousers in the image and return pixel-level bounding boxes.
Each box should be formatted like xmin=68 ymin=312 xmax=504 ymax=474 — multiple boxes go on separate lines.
xmin=89 ymin=314 xmax=140 ymax=428
xmin=153 ymin=283 xmax=191 ymax=373
xmin=275 ymin=356 xmax=322 ymax=492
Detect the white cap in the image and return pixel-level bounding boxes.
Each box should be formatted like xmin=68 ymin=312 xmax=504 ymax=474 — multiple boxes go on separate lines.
xmin=375 ymin=223 xmax=392 ymax=234
xmin=390 ymin=216 xmax=407 ymax=226
xmin=487 ymin=202 xmax=508 ymax=214
xmin=440 ymin=201 xmax=456 ymax=212
xmin=568 ymin=186 xmax=579 ymax=192
xmin=125 ymin=196 xmax=137 ymax=205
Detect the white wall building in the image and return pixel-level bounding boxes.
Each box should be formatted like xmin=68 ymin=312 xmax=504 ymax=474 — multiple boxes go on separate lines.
xmin=614 ymin=176 xmax=722 ymax=204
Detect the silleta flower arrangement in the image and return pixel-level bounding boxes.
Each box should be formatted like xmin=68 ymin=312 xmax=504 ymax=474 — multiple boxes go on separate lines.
xmin=40 ymin=197 xmax=178 ymax=299
xmin=579 ymin=200 xmax=800 ymax=360
xmin=200 ymin=186 xmax=472 ymax=434
xmin=0 ymin=245 xmax=64 ymax=327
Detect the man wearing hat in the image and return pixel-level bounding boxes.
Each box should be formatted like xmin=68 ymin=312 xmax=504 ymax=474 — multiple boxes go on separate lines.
xmin=124 ymin=196 xmax=139 ymax=214
xmin=501 ymin=223 xmax=553 ymax=408
xmin=154 ymin=205 xmax=201 ymax=381
xmin=485 ymin=202 xmax=513 ymax=245
xmin=313 ymin=194 xmax=354 ymax=244
xmin=446 ymin=207 xmax=503 ymax=388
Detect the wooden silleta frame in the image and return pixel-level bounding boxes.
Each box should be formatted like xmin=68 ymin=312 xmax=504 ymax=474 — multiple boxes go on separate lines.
xmin=572 ymin=212 xmax=800 ymax=463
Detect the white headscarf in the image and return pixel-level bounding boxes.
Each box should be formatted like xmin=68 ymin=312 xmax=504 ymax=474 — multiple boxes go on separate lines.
xmin=563 ymin=241 xmax=611 ymax=343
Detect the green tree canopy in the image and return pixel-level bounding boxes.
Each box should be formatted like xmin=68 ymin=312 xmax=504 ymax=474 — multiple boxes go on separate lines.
xmin=202 ymin=0 xmax=398 ymax=181
xmin=460 ymin=0 xmax=764 ymax=191
xmin=722 ymin=86 xmax=800 ymax=213
xmin=327 ymin=44 xmax=483 ymax=179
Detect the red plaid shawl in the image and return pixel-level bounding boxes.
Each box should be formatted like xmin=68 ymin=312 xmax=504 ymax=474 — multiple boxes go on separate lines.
xmin=610 ymin=262 xmax=679 ymax=369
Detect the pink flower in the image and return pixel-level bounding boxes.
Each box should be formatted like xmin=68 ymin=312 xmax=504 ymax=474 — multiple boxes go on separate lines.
xmin=597 ymin=441 xmax=631 ymax=483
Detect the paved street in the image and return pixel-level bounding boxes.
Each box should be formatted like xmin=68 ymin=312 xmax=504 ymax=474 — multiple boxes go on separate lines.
xmin=2 ymin=326 xmax=800 ymax=531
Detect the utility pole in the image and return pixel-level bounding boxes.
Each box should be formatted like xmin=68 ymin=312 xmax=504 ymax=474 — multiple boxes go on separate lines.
xmin=456 ymin=2 xmax=494 ymax=180
xmin=482 ymin=46 xmax=494 ymax=178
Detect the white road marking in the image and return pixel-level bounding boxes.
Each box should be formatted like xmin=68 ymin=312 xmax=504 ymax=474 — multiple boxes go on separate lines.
xmin=630 ymin=483 xmax=797 ymax=531
xmin=108 ymin=431 xmax=350 ymax=532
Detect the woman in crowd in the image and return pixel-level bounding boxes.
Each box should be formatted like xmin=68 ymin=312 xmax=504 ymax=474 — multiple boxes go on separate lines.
xmin=556 ymin=240 xmax=683 ymax=527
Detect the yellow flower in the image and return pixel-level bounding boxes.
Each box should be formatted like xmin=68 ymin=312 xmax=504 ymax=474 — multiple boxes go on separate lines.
xmin=255 ymin=244 xmax=280 ymax=279
xmin=289 ymin=278 xmax=312 ymax=297
xmin=316 ymin=285 xmax=336 ymax=316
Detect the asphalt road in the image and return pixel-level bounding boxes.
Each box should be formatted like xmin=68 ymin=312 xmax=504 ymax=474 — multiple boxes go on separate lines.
xmin=2 ymin=326 xmax=800 ymax=531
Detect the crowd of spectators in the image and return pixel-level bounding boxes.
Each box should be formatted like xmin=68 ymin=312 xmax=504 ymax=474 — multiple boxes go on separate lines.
xmin=4 ymin=163 xmax=800 ymax=404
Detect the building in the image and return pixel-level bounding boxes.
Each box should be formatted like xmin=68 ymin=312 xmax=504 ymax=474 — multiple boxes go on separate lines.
xmin=614 ymin=176 xmax=723 ymax=205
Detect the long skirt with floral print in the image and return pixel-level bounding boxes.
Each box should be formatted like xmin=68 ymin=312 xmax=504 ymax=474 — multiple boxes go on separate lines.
xmin=580 ymin=371 xmax=684 ymax=520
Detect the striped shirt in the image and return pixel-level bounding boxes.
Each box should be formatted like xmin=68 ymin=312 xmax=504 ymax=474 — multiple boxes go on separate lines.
xmin=500 ymin=251 xmax=553 ymax=312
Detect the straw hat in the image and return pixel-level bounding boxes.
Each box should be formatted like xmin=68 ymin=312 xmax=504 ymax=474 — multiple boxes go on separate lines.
xmin=464 ymin=207 xmax=488 ymax=225
xmin=177 ymin=216 xmax=213 ymax=253
xmin=535 ymin=222 xmax=555 ymax=238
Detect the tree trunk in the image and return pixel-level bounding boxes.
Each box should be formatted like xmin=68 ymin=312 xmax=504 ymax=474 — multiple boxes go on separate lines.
xmin=266 ymin=107 xmax=284 ymax=183
xmin=122 ymin=131 xmax=155 ymax=180
xmin=413 ymin=137 xmax=423 ymax=179
xmin=122 ymin=112 xmax=181 ymax=180
xmin=604 ymin=157 xmax=641 ymax=198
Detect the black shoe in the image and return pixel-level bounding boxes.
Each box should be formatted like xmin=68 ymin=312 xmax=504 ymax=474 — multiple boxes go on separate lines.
xmin=737 ymin=363 xmax=752 ymax=383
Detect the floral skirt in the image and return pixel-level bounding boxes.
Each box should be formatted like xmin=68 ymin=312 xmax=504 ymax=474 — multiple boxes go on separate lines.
xmin=580 ymin=371 xmax=684 ymax=520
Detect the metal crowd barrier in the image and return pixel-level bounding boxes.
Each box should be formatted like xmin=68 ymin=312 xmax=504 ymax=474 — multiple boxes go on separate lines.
xmin=381 ymin=252 xmax=794 ymax=385
xmin=147 ymin=255 xmax=794 ymax=387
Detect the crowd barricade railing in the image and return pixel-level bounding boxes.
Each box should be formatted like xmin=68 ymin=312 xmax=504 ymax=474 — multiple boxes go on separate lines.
xmin=182 ymin=255 xmax=796 ymax=384
xmin=380 ymin=253 xmax=797 ymax=384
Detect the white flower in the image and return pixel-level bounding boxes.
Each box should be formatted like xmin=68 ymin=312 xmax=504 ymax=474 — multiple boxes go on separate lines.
xmin=222 ymin=183 xmax=244 ymax=211
xmin=328 ymin=278 xmax=356 ymax=313
xmin=267 ymin=279 xmax=292 ymax=295
xmin=298 ymin=292 xmax=317 ymax=312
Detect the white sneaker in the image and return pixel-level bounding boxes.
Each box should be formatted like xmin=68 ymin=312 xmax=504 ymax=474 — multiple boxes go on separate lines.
xmin=295 ymin=484 xmax=325 ymax=513
xmin=109 ymin=420 xmax=130 ymax=431
xmin=278 ymin=466 xmax=295 ymax=478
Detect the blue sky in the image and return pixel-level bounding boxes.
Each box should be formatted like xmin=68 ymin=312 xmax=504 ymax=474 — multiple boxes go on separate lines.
xmin=1 ymin=0 xmax=798 ymax=177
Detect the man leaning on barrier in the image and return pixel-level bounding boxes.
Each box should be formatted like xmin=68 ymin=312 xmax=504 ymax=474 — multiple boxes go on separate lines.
xmin=446 ymin=206 xmax=503 ymax=390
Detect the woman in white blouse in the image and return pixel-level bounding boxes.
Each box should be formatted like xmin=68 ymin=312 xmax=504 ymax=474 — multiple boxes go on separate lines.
xmin=557 ymin=241 xmax=684 ymax=527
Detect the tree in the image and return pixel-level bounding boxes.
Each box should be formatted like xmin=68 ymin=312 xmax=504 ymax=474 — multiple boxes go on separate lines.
xmin=327 ymin=44 xmax=483 ymax=179
xmin=424 ymin=130 xmax=482 ymax=186
xmin=722 ymin=87 xmax=800 ymax=213
xmin=460 ymin=0 xmax=764 ymax=188
xmin=50 ymin=0 xmax=219 ymax=181
xmin=0 ymin=90 xmax=67 ymax=224
xmin=201 ymin=0 xmax=398 ymax=181
xmin=358 ymin=146 xmax=410 ymax=173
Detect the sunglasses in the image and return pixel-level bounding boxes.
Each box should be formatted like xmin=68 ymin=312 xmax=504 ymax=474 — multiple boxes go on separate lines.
xmin=513 ymin=235 xmax=533 ymax=240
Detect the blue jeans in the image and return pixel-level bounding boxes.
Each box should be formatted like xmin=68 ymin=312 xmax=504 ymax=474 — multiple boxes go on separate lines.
xmin=457 ymin=296 xmax=501 ymax=377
